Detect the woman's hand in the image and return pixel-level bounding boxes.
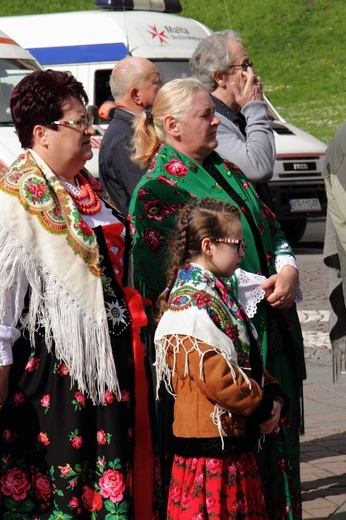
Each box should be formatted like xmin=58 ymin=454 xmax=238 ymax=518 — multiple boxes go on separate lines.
xmin=261 ymin=265 xmax=299 ymax=312
xmin=259 ymin=399 xmax=282 ymax=434
xmin=0 ymin=365 xmax=11 ymax=410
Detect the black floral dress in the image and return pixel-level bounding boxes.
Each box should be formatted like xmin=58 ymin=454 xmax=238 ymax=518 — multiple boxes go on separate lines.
xmin=0 ymin=221 xmax=147 ymax=519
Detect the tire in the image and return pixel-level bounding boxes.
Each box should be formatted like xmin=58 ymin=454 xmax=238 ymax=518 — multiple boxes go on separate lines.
xmin=279 ymin=218 xmax=307 ymax=246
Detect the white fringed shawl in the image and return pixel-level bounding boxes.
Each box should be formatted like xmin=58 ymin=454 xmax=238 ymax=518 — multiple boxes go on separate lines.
xmin=154 ymin=265 xmax=266 ymax=442
xmin=0 ymin=150 xmax=120 ymax=404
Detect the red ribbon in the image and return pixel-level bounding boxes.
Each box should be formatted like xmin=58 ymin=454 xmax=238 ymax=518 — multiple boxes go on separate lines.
xmin=123 ymin=287 xmax=153 ymax=519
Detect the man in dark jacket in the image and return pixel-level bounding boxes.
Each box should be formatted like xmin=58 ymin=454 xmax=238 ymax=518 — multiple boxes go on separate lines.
xmin=99 ymin=57 xmax=162 ymax=215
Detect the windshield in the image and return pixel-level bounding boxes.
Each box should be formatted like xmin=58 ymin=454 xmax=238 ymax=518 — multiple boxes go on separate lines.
xmin=94 ymin=60 xmax=193 ymax=123
xmin=95 ymin=60 xmax=192 ymax=107
xmin=0 ymin=59 xmax=41 ymax=124
xmin=152 ymin=60 xmax=192 ymax=83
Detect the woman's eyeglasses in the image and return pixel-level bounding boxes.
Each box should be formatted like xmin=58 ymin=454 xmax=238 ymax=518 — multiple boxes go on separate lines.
xmin=46 ymin=115 xmax=94 ymax=130
xmin=213 ymin=238 xmax=246 ymax=253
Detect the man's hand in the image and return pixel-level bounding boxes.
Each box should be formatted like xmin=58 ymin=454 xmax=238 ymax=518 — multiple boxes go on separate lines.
xmin=230 ymin=66 xmax=264 ymax=108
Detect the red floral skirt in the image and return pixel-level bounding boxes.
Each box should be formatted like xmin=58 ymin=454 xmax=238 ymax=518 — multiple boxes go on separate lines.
xmin=167 ymin=451 xmax=268 ymax=520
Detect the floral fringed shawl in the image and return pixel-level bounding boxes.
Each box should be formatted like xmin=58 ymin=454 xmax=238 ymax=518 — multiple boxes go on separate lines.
xmin=154 ymin=264 xmax=266 ymax=441
xmin=0 ymin=150 xmax=120 ymax=404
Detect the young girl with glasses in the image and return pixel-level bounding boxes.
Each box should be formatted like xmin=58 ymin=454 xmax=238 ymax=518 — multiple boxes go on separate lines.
xmin=154 ymin=197 xmax=288 ymax=520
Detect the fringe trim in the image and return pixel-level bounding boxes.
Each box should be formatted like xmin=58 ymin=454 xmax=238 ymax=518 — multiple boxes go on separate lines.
xmin=332 ymin=338 xmax=346 ymax=383
xmin=0 ymin=221 xmax=120 ymax=405
xmin=210 ymin=404 xmax=230 ymax=450
xmin=154 ymin=333 xmax=252 ymax=449
xmin=154 ymin=334 xmax=250 ymax=398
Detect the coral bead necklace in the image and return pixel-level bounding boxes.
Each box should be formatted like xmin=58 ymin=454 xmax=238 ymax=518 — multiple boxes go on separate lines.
xmin=69 ymin=172 xmax=102 ymax=215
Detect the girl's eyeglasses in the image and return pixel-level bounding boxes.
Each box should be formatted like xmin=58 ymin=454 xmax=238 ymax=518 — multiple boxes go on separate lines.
xmin=213 ymin=238 xmax=246 ymax=253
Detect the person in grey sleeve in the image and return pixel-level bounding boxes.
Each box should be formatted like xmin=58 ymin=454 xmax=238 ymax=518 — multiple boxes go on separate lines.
xmin=190 ymin=30 xmax=275 ymax=207
xmin=99 ymin=56 xmax=162 ymax=215
xmin=191 ymin=33 xmax=304 ymax=519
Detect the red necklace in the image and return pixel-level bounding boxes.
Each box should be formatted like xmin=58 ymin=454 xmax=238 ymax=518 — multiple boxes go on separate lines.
xmin=70 ymin=173 xmax=102 ymax=215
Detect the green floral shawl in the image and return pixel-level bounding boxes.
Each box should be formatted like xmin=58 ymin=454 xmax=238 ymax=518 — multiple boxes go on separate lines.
xmin=129 ymin=143 xmax=305 ymax=373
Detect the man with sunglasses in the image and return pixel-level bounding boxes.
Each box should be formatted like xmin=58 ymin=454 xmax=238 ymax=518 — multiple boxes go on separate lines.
xmin=190 ymin=30 xmax=275 ymax=209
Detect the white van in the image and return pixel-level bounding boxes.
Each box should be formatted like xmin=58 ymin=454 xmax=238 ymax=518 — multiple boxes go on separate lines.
xmin=0 ymin=30 xmax=44 ymax=176
xmin=1 ymin=0 xmax=327 ymax=243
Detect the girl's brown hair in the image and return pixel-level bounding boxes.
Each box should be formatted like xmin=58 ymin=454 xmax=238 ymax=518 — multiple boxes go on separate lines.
xmin=155 ymin=197 xmax=241 ymax=321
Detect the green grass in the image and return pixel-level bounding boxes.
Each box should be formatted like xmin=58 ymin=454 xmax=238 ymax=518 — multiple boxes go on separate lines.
xmin=1 ymin=0 xmax=345 ymax=144
xmin=180 ymin=0 xmax=346 ymax=144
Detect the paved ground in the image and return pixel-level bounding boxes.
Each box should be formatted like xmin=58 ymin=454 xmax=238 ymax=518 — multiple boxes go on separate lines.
xmin=296 ymin=253 xmax=346 ymax=519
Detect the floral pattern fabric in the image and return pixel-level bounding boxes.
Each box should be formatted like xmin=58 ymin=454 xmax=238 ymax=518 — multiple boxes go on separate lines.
xmin=0 ymin=151 xmax=106 ymax=275
xmin=129 ymin=143 xmax=305 ymax=520
xmin=0 ymin=151 xmax=122 ymax=404
xmin=0 ymin=223 xmax=156 ymax=520
xmin=167 ymin=452 xmax=268 ymax=520
xmin=161 ymin=264 xmax=259 ymax=368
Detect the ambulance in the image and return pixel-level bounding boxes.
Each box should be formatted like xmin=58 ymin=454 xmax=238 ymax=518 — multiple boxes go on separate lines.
xmin=0 ymin=30 xmax=44 ymax=177
xmin=1 ymin=0 xmax=327 ymax=243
